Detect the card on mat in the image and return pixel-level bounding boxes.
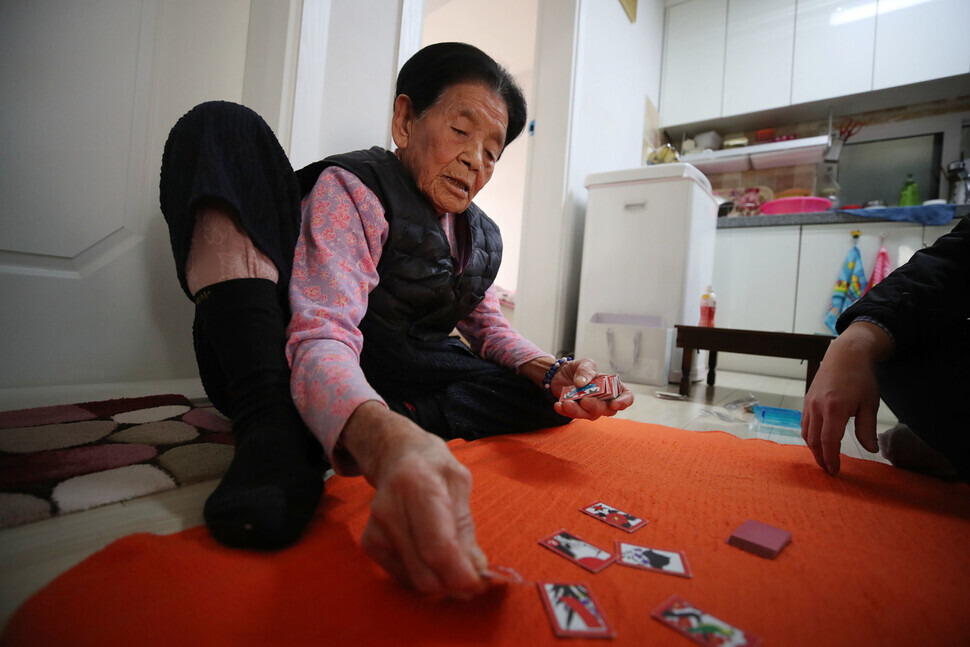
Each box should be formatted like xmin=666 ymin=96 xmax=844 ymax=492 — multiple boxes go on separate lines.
xmin=727 ymin=519 xmax=791 ymax=559
xmin=537 ymin=582 xmax=616 ymax=639
xmin=615 ymin=540 xmax=692 ymax=578
xmin=538 ymin=529 xmax=616 ymax=573
xmin=581 ymin=501 xmax=648 ymax=532
xmin=652 ymin=595 xmax=762 ymax=647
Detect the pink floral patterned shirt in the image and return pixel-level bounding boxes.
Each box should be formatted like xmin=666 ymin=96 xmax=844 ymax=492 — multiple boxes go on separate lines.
xmin=286 ymin=166 xmax=550 ymax=474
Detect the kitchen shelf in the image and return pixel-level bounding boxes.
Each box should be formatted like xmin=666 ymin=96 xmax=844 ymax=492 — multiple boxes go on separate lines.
xmin=680 ymin=135 xmax=831 ymax=174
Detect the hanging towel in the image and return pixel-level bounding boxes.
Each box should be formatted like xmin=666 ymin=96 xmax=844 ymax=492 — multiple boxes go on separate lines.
xmin=825 ymin=244 xmax=868 ymax=334
xmin=862 ymin=243 xmax=891 ymax=296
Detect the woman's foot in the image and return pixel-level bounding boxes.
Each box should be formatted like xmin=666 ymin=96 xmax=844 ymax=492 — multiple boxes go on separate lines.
xmin=878 ymin=424 xmax=960 ymax=480
xmin=204 ymin=406 xmax=326 ymax=549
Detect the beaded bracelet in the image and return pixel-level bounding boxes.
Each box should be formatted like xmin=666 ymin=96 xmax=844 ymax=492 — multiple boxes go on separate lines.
xmin=542 ymin=356 xmax=572 ymax=402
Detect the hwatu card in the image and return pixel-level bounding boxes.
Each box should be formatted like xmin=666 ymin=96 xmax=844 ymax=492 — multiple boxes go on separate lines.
xmin=615 ymin=540 xmax=693 ymax=578
xmin=652 ymin=595 xmax=762 ymax=647
xmin=537 ymin=582 xmax=616 ymax=639
xmin=581 ymin=501 xmax=648 ymax=532
xmin=538 ymin=529 xmax=616 ymax=573
xmin=480 ymin=565 xmax=525 ymax=586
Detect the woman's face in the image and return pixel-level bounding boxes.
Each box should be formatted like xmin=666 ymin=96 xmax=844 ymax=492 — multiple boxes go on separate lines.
xmin=392 ymin=82 xmax=508 ymax=215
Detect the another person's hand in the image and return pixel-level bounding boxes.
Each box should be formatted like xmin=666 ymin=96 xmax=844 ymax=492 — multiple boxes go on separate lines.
xmin=340 ymin=401 xmax=488 ymax=598
xmin=551 ymin=358 xmax=635 ymax=420
xmin=801 ymin=321 xmax=892 ymax=475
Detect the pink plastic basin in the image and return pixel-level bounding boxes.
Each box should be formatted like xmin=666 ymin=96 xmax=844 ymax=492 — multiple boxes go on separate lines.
xmin=760 ymin=196 xmax=832 ymax=215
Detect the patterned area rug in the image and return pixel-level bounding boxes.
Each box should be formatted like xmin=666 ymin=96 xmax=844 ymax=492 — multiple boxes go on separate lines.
xmin=0 ymin=394 xmax=232 ymax=529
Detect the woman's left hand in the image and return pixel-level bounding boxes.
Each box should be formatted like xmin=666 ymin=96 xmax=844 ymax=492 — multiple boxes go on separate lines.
xmin=552 ymin=358 xmax=634 ymax=420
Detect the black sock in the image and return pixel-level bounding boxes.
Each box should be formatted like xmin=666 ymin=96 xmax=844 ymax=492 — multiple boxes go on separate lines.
xmin=193 ymin=278 xmax=326 ymax=549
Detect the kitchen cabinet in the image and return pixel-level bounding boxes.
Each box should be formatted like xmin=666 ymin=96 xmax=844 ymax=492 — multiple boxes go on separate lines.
xmin=711 ymin=225 xmax=802 ymax=376
xmin=791 ymin=0 xmax=876 ymax=105
xmin=660 ymin=0 xmax=969 ymax=128
xmin=721 ymin=0 xmax=795 ymax=118
xmin=873 ymin=0 xmax=970 ymax=90
xmin=713 ymin=219 xmax=946 ymax=378
xmin=659 ymin=0 xmax=727 ymax=126
xmin=793 ymin=222 xmax=924 ymax=336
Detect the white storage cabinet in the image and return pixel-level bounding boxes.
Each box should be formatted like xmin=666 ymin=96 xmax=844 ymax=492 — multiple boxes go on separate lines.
xmin=575 ymin=163 xmax=718 ymax=385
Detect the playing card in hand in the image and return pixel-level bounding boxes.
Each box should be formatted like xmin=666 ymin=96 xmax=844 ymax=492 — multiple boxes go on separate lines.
xmin=560 ymin=374 xmax=619 ymax=402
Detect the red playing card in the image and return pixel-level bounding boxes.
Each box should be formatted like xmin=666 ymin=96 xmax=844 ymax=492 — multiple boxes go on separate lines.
xmin=537 ymin=582 xmax=616 ymax=639
xmin=652 ymin=595 xmax=763 ymax=646
xmin=538 ymin=529 xmax=616 ymax=573
xmin=580 ymin=500 xmax=648 ymax=533
xmin=560 ymin=380 xmax=603 ymax=402
xmin=560 ymin=374 xmax=619 ymax=402
xmin=727 ymin=519 xmax=791 ymax=559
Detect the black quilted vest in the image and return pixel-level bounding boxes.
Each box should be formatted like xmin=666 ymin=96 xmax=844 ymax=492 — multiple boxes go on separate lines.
xmin=295 ymin=147 xmax=503 ymax=398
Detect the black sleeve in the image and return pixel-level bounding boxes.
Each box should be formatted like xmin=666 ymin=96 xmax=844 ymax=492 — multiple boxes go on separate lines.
xmin=836 ymin=217 xmax=970 ymax=354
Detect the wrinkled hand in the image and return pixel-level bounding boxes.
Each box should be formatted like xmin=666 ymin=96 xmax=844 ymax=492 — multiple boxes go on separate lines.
xmin=342 ymin=402 xmax=488 ymax=598
xmin=801 ymin=322 xmax=890 ymax=475
xmin=551 ymin=358 xmax=635 ymax=420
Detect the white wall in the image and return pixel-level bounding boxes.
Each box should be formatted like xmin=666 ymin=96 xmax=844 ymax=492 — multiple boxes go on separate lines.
xmin=0 ymin=0 xmax=661 ymax=388
xmin=515 ymin=0 xmax=665 ymax=355
xmin=420 ymin=0 xmax=538 ymax=293
xmin=290 ymin=0 xmax=420 ymax=169
xmin=0 ymin=0 xmax=416 ymax=390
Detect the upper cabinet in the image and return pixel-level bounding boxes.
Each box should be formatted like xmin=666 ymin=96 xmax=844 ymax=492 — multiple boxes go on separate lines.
xmin=791 ymin=0 xmax=876 ymax=105
xmin=721 ymin=0 xmax=795 ymax=117
xmin=659 ymin=0 xmax=727 ymax=125
xmin=660 ymin=0 xmax=970 ymax=128
xmin=872 ymin=0 xmax=970 ymax=89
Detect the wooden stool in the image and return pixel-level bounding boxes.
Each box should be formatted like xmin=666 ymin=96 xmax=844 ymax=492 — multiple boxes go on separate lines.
xmin=675 ymin=325 xmax=834 ymax=396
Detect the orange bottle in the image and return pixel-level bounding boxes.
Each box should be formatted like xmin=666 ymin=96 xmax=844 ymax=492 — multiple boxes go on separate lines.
xmin=699 ymin=285 xmax=717 ymax=327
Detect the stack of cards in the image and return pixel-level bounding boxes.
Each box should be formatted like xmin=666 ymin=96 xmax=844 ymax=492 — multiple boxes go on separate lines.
xmin=727 ymin=519 xmax=791 ymax=559
xmin=560 ymin=374 xmax=620 ymax=402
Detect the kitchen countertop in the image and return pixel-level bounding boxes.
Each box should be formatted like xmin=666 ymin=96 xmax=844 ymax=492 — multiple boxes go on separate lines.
xmin=716 ymin=203 xmax=969 ymax=228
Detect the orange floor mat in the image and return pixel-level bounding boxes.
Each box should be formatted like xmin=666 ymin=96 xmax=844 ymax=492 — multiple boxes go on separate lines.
xmin=3 ymin=418 xmax=969 ymax=646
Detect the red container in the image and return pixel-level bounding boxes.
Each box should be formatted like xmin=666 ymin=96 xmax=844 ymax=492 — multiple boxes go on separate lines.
xmin=760 ymin=196 xmax=832 ymax=215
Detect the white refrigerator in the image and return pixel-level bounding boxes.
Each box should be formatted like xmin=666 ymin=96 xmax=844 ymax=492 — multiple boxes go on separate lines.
xmin=574 ymin=163 xmax=718 ymax=386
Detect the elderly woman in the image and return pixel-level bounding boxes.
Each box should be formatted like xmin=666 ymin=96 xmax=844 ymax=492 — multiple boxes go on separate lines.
xmin=160 ymin=42 xmax=633 ymax=597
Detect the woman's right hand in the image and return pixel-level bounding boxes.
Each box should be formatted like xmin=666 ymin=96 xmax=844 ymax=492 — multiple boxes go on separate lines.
xmin=340 ymin=401 xmax=488 ymax=598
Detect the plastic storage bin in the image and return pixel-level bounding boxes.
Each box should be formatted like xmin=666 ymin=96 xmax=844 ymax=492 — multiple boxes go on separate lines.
xmin=575 ymin=163 xmax=718 ymax=384
xmin=577 ymin=313 xmax=673 ymax=386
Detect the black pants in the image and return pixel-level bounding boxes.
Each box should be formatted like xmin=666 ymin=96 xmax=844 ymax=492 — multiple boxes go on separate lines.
xmin=159 ymin=101 xmax=303 ymax=305
xmin=159 ymin=101 xmax=567 ymax=441
xmin=875 ymin=318 xmax=970 ymax=481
